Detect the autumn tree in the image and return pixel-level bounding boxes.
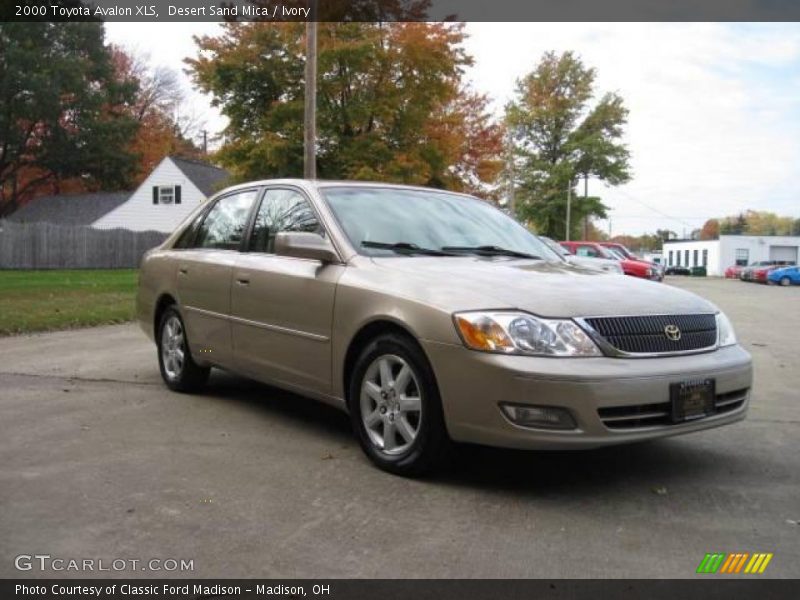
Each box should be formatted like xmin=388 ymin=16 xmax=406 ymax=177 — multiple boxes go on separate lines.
xmin=110 ymin=46 xmax=205 ymax=183
xmin=0 ymin=22 xmax=139 ymax=216
xmin=718 ymin=210 xmax=794 ymax=236
xmin=186 ymin=22 xmax=503 ymax=196
xmin=698 ymin=218 xmax=720 ymax=240
xmin=505 ymin=51 xmax=631 ymax=239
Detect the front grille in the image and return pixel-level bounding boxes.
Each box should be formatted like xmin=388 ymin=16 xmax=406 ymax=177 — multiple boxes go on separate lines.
xmin=598 ymin=388 xmax=748 ymax=430
xmin=584 ymin=314 xmax=717 ymax=354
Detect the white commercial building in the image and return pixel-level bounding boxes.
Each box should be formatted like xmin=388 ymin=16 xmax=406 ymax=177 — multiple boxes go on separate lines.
xmin=662 ymin=235 xmax=800 ymax=276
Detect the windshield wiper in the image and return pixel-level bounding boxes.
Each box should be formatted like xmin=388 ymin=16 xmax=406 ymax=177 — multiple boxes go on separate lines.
xmin=441 ymin=245 xmax=541 ymax=259
xmin=362 ymin=241 xmax=456 ymax=256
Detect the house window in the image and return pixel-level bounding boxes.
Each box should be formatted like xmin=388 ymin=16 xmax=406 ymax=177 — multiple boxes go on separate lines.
xmin=159 ymin=186 xmax=175 ymax=204
xmin=668 ymin=250 xmax=674 ymax=265
xmin=152 ymin=185 xmax=182 ymax=205
xmin=684 ymin=249 xmax=690 ymax=266
xmin=693 ymin=249 xmax=698 ymax=267
xmin=702 ymin=249 xmax=708 ymax=267
xmin=676 ymin=251 xmax=681 ymax=266
xmin=735 ymin=248 xmax=749 ymax=266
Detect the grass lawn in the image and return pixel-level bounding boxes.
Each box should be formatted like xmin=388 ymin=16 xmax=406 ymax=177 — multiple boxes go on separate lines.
xmin=0 ymin=269 xmax=138 ymax=336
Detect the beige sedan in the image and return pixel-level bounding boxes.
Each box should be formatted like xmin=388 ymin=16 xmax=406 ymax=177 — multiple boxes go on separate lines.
xmin=137 ymin=181 xmax=753 ymax=475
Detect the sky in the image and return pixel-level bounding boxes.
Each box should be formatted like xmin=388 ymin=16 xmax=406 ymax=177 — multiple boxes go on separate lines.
xmin=105 ymin=22 xmax=800 ymax=236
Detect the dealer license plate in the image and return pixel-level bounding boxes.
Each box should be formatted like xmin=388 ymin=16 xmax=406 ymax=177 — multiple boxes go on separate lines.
xmin=671 ymin=379 xmax=715 ymax=423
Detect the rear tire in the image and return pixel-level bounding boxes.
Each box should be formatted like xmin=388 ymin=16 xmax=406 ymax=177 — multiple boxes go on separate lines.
xmin=781 ymin=277 xmax=791 ymax=287
xmin=348 ymin=333 xmax=452 ymax=477
xmin=157 ymin=306 xmax=210 ymax=393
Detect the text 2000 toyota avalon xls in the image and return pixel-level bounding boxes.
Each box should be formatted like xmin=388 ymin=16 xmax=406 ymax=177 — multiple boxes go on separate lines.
xmin=137 ymin=181 xmax=752 ymax=475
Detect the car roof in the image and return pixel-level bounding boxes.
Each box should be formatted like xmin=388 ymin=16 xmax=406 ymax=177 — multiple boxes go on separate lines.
xmin=210 ymin=178 xmax=477 ymax=200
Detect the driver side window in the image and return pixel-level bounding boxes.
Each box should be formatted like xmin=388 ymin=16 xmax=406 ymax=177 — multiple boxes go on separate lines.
xmin=249 ymin=189 xmax=321 ymax=254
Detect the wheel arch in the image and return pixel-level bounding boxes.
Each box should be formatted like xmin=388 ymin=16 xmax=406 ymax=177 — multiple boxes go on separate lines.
xmin=341 ymin=318 xmax=430 ymax=409
xmin=153 ymin=293 xmax=178 ymax=341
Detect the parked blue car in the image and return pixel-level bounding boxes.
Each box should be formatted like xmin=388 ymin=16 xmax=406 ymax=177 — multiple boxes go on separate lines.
xmin=768 ymin=265 xmax=800 ymax=286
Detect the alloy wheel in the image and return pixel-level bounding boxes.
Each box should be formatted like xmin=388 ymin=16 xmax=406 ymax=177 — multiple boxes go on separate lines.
xmin=161 ymin=315 xmax=185 ymax=380
xmin=360 ymin=354 xmax=423 ymax=455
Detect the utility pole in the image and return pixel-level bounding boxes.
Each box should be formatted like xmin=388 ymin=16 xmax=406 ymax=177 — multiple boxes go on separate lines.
xmin=506 ymin=130 xmax=516 ymax=217
xmin=303 ymin=2 xmax=318 ymax=179
xmin=582 ymin=174 xmax=589 ymax=240
xmin=202 ymin=130 xmax=208 ymax=156
xmin=565 ymin=180 xmax=572 ymax=241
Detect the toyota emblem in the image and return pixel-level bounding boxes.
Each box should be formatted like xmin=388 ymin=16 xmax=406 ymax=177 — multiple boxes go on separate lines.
xmin=664 ymin=324 xmax=682 ymax=342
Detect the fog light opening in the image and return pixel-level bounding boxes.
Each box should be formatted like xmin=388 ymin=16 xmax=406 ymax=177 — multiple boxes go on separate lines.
xmin=499 ymin=403 xmax=577 ymax=430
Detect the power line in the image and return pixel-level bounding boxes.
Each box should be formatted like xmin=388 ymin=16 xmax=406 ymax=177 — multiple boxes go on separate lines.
xmin=604 ymin=185 xmax=699 ymax=230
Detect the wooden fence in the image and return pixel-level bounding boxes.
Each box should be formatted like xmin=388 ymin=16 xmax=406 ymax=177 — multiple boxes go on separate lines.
xmin=0 ymin=220 xmax=168 ymax=269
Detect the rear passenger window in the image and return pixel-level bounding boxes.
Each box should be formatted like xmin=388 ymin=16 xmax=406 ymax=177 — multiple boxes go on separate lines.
xmin=249 ymin=189 xmax=321 ymax=253
xmin=576 ymin=246 xmax=598 ymax=257
xmin=194 ymin=190 xmax=258 ymax=250
xmin=173 ymin=210 xmax=207 ymax=249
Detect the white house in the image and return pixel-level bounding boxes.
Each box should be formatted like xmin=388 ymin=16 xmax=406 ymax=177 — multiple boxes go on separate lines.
xmin=662 ymin=235 xmax=800 ymax=276
xmin=92 ymin=156 xmax=229 ymax=233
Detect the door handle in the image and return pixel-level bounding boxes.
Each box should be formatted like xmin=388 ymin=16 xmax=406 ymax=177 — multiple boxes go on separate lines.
xmin=178 ymin=267 xmax=188 ymax=275
xmin=236 ymin=278 xmax=250 ymax=286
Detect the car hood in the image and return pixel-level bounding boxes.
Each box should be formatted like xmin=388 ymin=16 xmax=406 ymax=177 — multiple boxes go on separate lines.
xmin=370 ymin=257 xmax=717 ymax=318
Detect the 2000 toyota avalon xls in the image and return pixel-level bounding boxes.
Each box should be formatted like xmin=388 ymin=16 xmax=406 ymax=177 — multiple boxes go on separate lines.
xmin=137 ymin=181 xmax=753 ymax=475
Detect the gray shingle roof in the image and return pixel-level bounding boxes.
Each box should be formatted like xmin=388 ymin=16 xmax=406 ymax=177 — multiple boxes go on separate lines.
xmin=170 ymin=156 xmax=230 ymax=196
xmin=6 ymin=192 xmax=130 ymax=225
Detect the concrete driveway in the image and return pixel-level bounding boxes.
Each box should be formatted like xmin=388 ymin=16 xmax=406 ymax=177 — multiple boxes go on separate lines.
xmin=0 ymin=278 xmax=797 ymax=578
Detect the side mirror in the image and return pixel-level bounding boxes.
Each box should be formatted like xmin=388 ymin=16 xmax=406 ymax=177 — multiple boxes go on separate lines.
xmin=274 ymin=232 xmax=339 ymax=263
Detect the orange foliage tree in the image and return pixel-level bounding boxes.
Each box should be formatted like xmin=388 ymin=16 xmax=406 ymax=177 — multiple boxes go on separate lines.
xmin=187 ymin=22 xmax=503 ymax=198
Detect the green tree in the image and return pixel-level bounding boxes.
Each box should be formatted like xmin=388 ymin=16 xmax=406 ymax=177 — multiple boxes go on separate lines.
xmin=505 ymin=51 xmax=631 ymax=239
xmin=655 ymin=229 xmax=676 ymax=242
xmin=186 ymin=22 xmax=503 ymax=196
xmin=720 ymin=213 xmax=747 ymax=235
xmin=0 ymin=22 xmax=139 ymax=215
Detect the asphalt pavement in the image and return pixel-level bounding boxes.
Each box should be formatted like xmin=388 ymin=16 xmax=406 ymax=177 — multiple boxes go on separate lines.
xmin=0 ymin=277 xmax=797 ymax=578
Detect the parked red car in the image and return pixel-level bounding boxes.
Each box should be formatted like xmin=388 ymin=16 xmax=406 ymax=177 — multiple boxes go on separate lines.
xmin=560 ymin=241 xmax=660 ymax=280
xmin=599 ymin=242 xmax=664 ymax=280
xmin=725 ymin=265 xmax=744 ymax=279
xmin=753 ymin=265 xmax=782 ymax=284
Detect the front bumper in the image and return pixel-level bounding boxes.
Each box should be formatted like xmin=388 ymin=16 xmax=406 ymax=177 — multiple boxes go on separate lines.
xmin=422 ymin=341 xmax=752 ymax=450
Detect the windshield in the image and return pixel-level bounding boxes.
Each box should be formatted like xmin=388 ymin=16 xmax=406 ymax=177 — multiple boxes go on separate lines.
xmin=322 ymin=187 xmax=560 ymax=260
xmin=605 ymin=247 xmax=627 ymax=261
xmin=608 ymin=244 xmax=634 ymax=259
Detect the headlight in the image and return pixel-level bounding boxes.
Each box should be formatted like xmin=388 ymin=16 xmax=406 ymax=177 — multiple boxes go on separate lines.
xmin=453 ymin=311 xmax=602 ymax=357
xmin=716 ymin=312 xmax=737 ymax=347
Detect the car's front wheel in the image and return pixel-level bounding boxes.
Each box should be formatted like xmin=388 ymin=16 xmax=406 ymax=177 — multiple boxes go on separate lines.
xmin=158 ymin=306 xmax=210 ymax=393
xmin=781 ymin=277 xmax=792 ymax=286
xmin=349 ymin=333 xmax=452 ymax=476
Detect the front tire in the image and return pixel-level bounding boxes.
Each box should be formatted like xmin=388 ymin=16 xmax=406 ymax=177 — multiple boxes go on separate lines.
xmin=158 ymin=306 xmax=210 ymax=393
xmin=781 ymin=277 xmax=791 ymax=287
xmin=348 ymin=333 xmax=452 ymax=477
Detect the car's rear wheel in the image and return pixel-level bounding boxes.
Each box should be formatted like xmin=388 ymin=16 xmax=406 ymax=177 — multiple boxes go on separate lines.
xmin=781 ymin=277 xmax=791 ymax=286
xmin=158 ymin=307 xmax=210 ymax=393
xmin=348 ymin=333 xmax=451 ymax=477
